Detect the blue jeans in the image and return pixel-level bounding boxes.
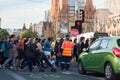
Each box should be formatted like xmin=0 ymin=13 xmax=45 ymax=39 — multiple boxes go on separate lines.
xmin=56 ymin=56 xmax=61 ymax=66
xmin=3 ymin=57 xmax=16 ymax=69
xmin=21 ymin=57 xmax=33 ymax=71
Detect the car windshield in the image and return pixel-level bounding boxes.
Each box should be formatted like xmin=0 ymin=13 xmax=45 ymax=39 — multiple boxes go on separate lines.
xmin=94 ymin=32 xmax=109 ymax=39
xmin=117 ymin=39 xmax=120 ymax=47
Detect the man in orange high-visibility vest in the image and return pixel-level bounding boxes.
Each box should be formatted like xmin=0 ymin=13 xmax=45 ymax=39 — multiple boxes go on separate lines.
xmin=61 ymin=35 xmax=75 ymax=70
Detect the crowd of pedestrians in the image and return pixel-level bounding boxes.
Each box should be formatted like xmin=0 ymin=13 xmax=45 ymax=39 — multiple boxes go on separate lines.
xmin=0 ymin=34 xmax=94 ymax=73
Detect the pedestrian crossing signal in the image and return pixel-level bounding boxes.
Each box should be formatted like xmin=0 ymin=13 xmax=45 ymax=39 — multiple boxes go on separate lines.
xmin=75 ymin=20 xmax=82 ymax=34
xmin=77 ymin=21 xmax=81 ymax=26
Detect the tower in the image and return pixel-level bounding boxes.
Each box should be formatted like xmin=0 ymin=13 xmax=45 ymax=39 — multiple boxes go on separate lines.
xmin=57 ymin=0 xmax=69 ymax=34
xmin=50 ymin=0 xmax=59 ymax=21
xmin=57 ymin=0 xmax=69 ymax=21
xmin=83 ymin=0 xmax=96 ymax=32
xmin=50 ymin=0 xmax=59 ymax=39
xmin=22 ymin=23 xmax=26 ymax=31
xmin=50 ymin=0 xmax=69 ymax=38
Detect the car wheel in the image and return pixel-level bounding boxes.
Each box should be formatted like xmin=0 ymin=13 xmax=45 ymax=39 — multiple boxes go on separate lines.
xmin=105 ymin=63 xmax=117 ymax=80
xmin=78 ymin=61 xmax=86 ymax=74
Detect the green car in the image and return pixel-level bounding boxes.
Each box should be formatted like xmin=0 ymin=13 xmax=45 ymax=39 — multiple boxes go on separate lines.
xmin=78 ymin=36 xmax=120 ymax=80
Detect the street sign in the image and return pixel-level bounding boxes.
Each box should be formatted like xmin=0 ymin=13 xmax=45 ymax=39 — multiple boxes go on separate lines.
xmin=60 ymin=21 xmax=68 ymax=33
xmin=70 ymin=29 xmax=79 ymax=37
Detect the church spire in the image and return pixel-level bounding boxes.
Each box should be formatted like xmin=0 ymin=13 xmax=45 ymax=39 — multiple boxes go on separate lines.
xmin=58 ymin=0 xmax=68 ymax=10
xmin=50 ymin=0 xmax=58 ymax=21
xmin=84 ymin=0 xmax=95 ymax=10
xmin=83 ymin=0 xmax=96 ymax=32
xmin=22 ymin=23 xmax=26 ymax=31
xmin=57 ymin=0 xmax=69 ymax=16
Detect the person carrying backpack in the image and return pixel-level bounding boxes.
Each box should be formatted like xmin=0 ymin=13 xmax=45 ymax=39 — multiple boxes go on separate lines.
xmin=18 ymin=38 xmax=35 ymax=72
xmin=3 ymin=35 xmax=18 ymax=70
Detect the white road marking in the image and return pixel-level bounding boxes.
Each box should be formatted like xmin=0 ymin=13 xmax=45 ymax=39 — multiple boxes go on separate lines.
xmin=30 ymin=74 xmax=42 ymax=79
xmin=30 ymin=73 xmax=60 ymax=79
xmin=72 ymin=72 xmax=105 ymax=80
xmin=62 ymin=71 xmax=72 ymax=74
xmin=42 ymin=73 xmax=49 ymax=77
xmin=6 ymin=70 xmax=27 ymax=80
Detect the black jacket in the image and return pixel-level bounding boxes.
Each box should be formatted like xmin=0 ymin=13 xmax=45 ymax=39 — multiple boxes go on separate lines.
xmin=25 ymin=43 xmax=34 ymax=57
xmin=78 ymin=42 xmax=85 ymax=54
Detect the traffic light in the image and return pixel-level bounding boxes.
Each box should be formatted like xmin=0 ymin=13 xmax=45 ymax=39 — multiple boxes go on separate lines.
xmin=75 ymin=20 xmax=82 ymax=34
xmin=78 ymin=9 xmax=84 ymax=22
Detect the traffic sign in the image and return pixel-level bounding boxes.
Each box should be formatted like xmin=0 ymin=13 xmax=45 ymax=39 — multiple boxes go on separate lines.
xmin=70 ymin=29 xmax=79 ymax=37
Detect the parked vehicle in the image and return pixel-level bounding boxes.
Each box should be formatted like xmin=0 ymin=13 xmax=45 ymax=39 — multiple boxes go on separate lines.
xmin=78 ymin=36 xmax=120 ymax=80
xmin=77 ymin=32 xmax=109 ymax=41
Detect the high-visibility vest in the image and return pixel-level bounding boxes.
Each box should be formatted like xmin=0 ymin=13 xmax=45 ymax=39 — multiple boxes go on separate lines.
xmin=61 ymin=41 xmax=75 ymax=57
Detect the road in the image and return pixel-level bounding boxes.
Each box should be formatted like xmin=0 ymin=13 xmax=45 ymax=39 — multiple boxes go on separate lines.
xmin=0 ymin=63 xmax=105 ymax=80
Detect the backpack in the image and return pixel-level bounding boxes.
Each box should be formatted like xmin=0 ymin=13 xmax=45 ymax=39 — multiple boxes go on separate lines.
xmin=7 ymin=40 xmax=14 ymax=49
xmin=30 ymin=42 xmax=38 ymax=54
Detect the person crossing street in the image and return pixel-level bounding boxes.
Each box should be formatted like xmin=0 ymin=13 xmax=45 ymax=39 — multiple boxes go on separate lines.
xmin=61 ymin=35 xmax=75 ymax=70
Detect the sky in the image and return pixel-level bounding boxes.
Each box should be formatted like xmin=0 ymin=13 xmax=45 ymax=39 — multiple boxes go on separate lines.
xmin=0 ymin=0 xmax=105 ymax=29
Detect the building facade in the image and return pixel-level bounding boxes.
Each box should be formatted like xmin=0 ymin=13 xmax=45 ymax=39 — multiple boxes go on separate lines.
xmin=104 ymin=0 xmax=120 ymax=36
xmin=50 ymin=0 xmax=69 ymax=38
xmin=83 ymin=0 xmax=96 ymax=32
xmin=94 ymin=9 xmax=111 ymax=32
xmin=106 ymin=0 xmax=120 ymax=14
xmin=31 ymin=21 xmax=54 ymax=38
xmin=106 ymin=13 xmax=120 ymax=36
xmin=50 ymin=0 xmax=87 ymax=38
xmin=31 ymin=22 xmax=43 ymax=38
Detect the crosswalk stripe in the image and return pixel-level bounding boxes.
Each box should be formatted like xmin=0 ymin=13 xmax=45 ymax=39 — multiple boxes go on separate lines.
xmin=6 ymin=70 xmax=27 ymax=80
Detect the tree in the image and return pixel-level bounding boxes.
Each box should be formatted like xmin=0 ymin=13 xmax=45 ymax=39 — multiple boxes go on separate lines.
xmin=19 ymin=30 xmax=38 ymax=39
xmin=0 ymin=29 xmax=9 ymax=40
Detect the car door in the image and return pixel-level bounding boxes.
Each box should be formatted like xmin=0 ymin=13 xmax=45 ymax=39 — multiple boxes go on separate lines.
xmin=92 ymin=39 xmax=110 ymax=71
xmin=84 ymin=39 xmax=101 ymax=70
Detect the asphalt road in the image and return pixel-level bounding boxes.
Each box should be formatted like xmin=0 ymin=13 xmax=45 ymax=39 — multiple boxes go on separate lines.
xmin=0 ymin=63 xmax=106 ymax=80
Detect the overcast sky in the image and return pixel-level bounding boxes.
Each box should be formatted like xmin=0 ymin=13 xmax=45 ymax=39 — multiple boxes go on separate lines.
xmin=0 ymin=0 xmax=105 ymax=29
